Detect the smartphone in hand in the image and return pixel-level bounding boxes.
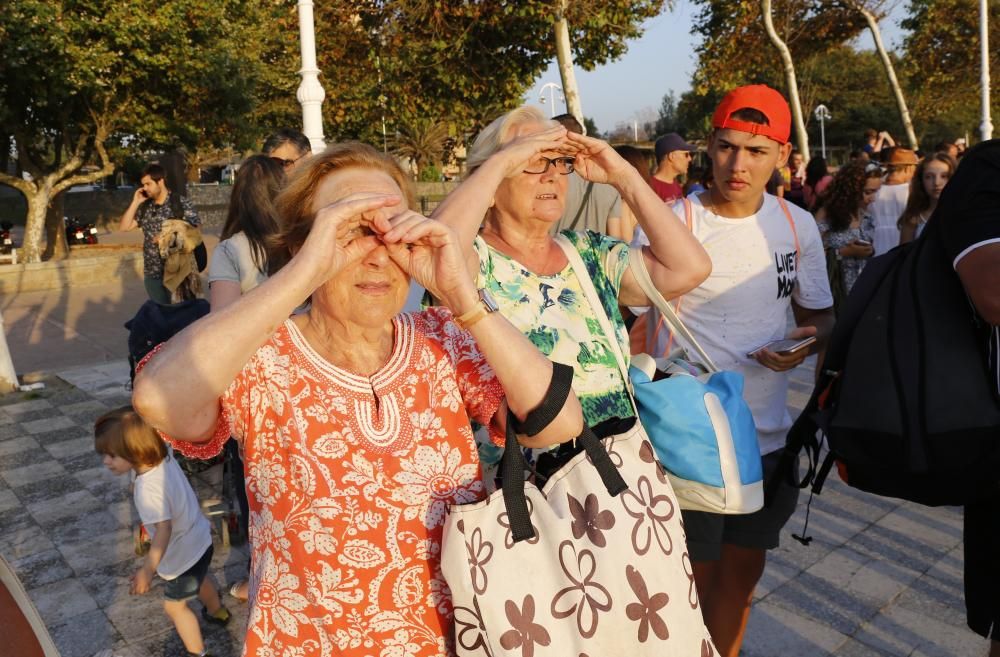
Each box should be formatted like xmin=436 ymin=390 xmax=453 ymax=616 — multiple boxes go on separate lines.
xmin=747 ymin=336 xmax=817 ymax=358
xmin=854 ymin=238 xmax=872 ymax=247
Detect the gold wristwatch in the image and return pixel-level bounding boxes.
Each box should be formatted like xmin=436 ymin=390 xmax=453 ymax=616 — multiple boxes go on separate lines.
xmin=454 ymin=288 xmax=499 ymax=330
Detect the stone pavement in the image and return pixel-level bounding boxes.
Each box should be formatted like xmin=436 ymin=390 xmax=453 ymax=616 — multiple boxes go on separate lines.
xmin=0 ymin=357 xmax=985 ymax=657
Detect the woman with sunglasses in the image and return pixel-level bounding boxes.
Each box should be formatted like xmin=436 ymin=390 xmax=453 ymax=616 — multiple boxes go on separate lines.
xmin=431 ymin=105 xmax=710 ymax=478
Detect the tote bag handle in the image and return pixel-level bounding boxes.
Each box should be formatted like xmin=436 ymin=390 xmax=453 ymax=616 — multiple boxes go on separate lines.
xmin=626 ymin=247 xmax=720 ymax=373
xmin=501 ymin=362 xmax=627 ymax=542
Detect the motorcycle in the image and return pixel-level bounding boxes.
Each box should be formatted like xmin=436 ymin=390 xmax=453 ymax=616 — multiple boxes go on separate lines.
xmin=65 ymin=216 xmax=99 ymax=246
xmin=0 ymin=222 xmax=13 ymax=255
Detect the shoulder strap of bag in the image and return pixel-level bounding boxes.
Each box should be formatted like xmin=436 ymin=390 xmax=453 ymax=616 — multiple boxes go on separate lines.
xmin=777 ymin=197 xmax=801 ymax=265
xmin=626 ymin=246 xmax=719 ymax=373
xmin=553 ymin=235 xmax=634 ymax=395
xmin=501 ymin=363 xmax=627 ymax=543
xmin=652 ymin=199 xmax=694 ymax=355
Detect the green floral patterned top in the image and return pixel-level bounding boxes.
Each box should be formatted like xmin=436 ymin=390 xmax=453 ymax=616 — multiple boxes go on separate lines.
xmin=473 ymin=230 xmax=633 ymax=427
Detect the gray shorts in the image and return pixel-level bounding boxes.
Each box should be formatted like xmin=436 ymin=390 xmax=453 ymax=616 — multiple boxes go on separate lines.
xmin=163 ymin=545 xmax=213 ymax=601
xmin=682 ymin=451 xmax=800 ymax=562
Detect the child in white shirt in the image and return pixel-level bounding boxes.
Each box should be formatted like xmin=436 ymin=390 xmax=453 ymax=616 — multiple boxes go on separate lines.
xmin=94 ymin=406 xmax=230 ymax=657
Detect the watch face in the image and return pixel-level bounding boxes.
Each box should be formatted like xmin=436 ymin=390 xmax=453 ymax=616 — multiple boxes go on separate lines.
xmin=478 ymin=288 xmax=499 ymax=313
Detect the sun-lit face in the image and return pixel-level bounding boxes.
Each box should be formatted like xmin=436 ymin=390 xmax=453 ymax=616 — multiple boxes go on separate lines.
xmin=791 ymin=153 xmax=804 ymax=169
xmin=102 ymin=452 xmax=133 ymax=476
xmin=922 ymin=160 xmax=951 ymax=201
xmin=139 ymin=175 xmax=164 ymax=201
xmin=707 ymin=128 xmax=791 ymax=209
xmin=668 ymin=149 xmax=693 ymax=175
xmin=492 ymin=121 xmax=569 ymax=225
xmin=309 ymin=167 xmax=410 ymax=329
xmin=861 ymin=177 xmax=882 ymax=209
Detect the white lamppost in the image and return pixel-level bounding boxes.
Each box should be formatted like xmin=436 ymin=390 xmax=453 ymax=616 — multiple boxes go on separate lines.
xmin=539 ymin=82 xmax=564 ymax=117
xmin=814 ymin=104 xmax=831 ymax=159
xmin=980 ymin=0 xmax=993 ymax=141
xmin=297 ymin=0 xmax=326 ymax=152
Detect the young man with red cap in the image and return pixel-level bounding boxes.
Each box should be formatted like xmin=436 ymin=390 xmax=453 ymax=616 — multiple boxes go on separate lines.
xmin=632 ymin=84 xmax=834 ymax=656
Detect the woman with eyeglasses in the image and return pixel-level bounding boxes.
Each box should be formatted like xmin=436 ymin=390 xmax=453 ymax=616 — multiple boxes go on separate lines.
xmin=432 ymin=105 xmax=711 ymax=478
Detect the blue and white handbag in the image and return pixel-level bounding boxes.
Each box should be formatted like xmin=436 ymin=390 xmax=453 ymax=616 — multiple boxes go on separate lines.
xmin=556 ymin=236 xmax=763 ymax=514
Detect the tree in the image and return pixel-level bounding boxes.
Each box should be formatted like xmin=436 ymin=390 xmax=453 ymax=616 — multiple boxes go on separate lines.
xmin=901 ymin=0 xmax=1000 ymax=146
xmin=842 ymin=0 xmax=918 ymax=148
xmin=762 ymin=0 xmax=810 ymax=159
xmin=313 ymin=1 xmax=667 ymax=146
xmin=684 ymin=0 xmax=867 ymax=148
xmin=392 ymin=119 xmax=450 ymax=176
xmin=0 ymin=0 xmax=270 ymax=263
xmin=652 ymin=91 xmax=681 ymax=137
xmin=583 ymin=117 xmax=601 ymax=138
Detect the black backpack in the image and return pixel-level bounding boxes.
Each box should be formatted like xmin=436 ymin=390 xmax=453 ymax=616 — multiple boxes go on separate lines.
xmin=124 ymin=298 xmax=210 ymax=381
xmin=772 ymin=219 xmax=1000 ymax=516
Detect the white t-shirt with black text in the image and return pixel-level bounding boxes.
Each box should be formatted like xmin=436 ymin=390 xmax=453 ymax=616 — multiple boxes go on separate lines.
xmin=133 ymin=449 xmax=212 ymax=579
xmin=632 ymin=193 xmax=833 ymax=455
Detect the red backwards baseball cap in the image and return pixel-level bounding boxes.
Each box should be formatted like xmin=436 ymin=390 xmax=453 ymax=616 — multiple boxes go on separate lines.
xmin=712 ymin=84 xmax=792 ymax=145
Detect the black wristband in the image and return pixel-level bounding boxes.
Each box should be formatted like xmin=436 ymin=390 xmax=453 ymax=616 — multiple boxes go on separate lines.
xmin=509 ymin=362 xmax=574 ymax=437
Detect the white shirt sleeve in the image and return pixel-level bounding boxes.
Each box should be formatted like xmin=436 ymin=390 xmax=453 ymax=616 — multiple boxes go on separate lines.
xmin=133 ymin=467 xmax=172 ymax=526
xmin=791 ymin=211 xmax=834 ymax=310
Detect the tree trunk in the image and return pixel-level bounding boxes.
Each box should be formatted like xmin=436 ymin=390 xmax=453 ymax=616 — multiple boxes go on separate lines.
xmin=855 ymin=3 xmax=919 ymax=149
xmin=761 ymin=0 xmax=810 ymax=160
xmin=0 ymin=307 xmax=17 ymax=394
xmin=554 ymin=0 xmax=585 ymax=129
xmin=21 ymin=185 xmax=52 ymax=264
xmin=42 ymin=192 xmax=68 ymax=261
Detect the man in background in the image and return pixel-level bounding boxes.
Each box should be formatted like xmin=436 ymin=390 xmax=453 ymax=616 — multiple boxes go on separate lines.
xmin=119 ymin=163 xmax=202 ymax=303
xmin=263 ymin=128 xmax=312 ymax=173
xmin=651 ymin=133 xmax=696 ymax=203
xmin=870 ymin=147 xmax=918 ymax=255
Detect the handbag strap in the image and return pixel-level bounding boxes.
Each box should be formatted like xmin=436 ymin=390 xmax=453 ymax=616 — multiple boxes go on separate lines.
xmin=626 ymin=246 xmax=720 ymax=373
xmin=502 ymin=411 xmax=627 ymax=543
xmin=509 ymin=360 xmax=575 ymax=436
xmin=553 ymin=235 xmax=635 ymax=398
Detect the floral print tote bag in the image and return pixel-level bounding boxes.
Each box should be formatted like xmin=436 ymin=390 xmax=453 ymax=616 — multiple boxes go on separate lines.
xmin=441 ymin=377 xmax=717 ymax=656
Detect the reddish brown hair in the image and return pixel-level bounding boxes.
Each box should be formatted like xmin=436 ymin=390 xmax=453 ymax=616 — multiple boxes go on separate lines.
xmin=269 ymin=142 xmax=415 ymax=272
xmin=94 ymin=406 xmax=167 ymax=467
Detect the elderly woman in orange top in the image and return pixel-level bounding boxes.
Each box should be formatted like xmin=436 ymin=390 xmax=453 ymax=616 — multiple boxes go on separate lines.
xmin=132 ymin=143 xmax=582 ymax=657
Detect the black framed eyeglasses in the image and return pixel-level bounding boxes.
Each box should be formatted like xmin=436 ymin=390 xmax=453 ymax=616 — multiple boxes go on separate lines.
xmin=523 ymin=156 xmax=575 ymax=175
xmin=270 ymin=155 xmax=303 ymax=169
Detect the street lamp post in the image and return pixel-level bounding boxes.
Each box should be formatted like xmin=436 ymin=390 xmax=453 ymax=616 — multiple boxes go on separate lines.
xmin=297 ymin=0 xmax=326 ymax=152
xmin=980 ymin=0 xmax=993 ymax=141
xmin=539 ymin=82 xmax=564 ymax=117
xmin=814 ymin=104 xmax=831 ymax=159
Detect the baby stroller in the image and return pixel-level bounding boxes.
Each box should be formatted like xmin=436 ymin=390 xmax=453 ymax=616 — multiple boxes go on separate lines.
xmin=124 ymin=299 xmax=248 ymax=552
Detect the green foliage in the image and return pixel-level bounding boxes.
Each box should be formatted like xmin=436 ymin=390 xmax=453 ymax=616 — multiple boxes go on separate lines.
xmin=392 ymin=119 xmax=450 ymax=170
xmin=417 ymin=164 xmax=443 ymax=182
xmin=651 ymin=91 xmax=681 ymax=137
xmin=313 ymin=0 xmax=666 ymax=144
xmin=583 ymin=116 xmax=600 ymax=137
xmin=901 ymin=0 xmax=1000 ymax=146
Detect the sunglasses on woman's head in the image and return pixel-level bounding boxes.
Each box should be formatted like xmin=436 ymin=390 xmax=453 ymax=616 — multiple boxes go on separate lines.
xmin=523 ymin=156 xmax=575 ymax=175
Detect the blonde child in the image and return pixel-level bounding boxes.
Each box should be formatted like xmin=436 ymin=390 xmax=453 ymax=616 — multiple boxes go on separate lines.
xmin=94 ymin=406 xmax=230 ymax=657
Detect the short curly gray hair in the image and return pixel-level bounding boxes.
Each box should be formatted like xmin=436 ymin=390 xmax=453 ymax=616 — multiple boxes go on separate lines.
xmin=465 ymin=106 xmax=557 ymax=174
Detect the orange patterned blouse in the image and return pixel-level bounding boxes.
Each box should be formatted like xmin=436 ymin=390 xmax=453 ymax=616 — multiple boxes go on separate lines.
xmin=161 ymin=308 xmax=504 ymax=657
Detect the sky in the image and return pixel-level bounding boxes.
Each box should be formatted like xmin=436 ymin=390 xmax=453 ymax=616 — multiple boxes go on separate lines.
xmin=528 ymin=0 xmax=908 ymax=134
